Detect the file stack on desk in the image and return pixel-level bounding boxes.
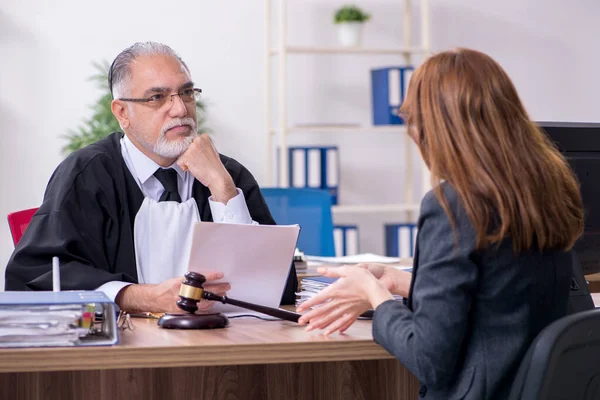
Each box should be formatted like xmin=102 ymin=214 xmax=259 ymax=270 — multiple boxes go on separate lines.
xmin=0 ymin=291 xmax=118 ymax=348
xmin=296 ymin=275 xmax=406 ymax=308
xmin=296 ymin=255 xmax=413 ymax=308
xmin=296 ymin=275 xmax=337 ymax=308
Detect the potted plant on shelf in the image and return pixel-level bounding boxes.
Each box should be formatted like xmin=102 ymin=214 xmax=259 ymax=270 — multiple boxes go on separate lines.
xmin=334 ymin=5 xmax=371 ymax=47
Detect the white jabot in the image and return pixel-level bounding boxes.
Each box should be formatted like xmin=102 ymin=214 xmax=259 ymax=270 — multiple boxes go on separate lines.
xmin=133 ymin=196 xmax=200 ymax=285
xmin=96 ymin=134 xmax=257 ymax=302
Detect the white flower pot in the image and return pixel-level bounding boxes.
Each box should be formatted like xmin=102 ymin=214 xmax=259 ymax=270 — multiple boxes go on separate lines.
xmin=337 ymin=22 xmax=363 ymax=47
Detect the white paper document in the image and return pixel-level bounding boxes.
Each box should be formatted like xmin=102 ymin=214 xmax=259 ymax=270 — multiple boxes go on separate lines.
xmin=305 ymin=253 xmax=411 ymax=265
xmin=187 ymin=222 xmax=300 ymax=315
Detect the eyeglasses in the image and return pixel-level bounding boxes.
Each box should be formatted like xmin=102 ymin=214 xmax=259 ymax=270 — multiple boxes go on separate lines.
xmin=118 ymin=88 xmax=202 ymax=109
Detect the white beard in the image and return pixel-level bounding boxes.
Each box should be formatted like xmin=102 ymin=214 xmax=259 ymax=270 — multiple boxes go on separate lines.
xmin=133 ymin=117 xmax=198 ymax=159
xmin=153 ymin=131 xmax=196 ymax=159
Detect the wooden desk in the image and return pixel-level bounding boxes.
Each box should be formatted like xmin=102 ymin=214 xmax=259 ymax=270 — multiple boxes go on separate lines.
xmin=0 ymin=317 xmax=418 ymax=400
xmin=586 ymin=273 xmax=600 ymax=293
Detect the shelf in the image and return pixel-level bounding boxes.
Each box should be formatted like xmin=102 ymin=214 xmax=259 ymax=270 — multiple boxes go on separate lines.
xmin=264 ymin=0 xmax=432 ymax=188
xmin=270 ymin=46 xmax=427 ymax=56
xmin=332 ymin=203 xmax=420 ymax=213
xmin=270 ymin=125 xmax=408 ymax=135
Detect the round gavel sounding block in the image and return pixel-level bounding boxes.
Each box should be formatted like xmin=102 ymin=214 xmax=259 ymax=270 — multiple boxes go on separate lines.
xmin=157 ymin=272 xmax=229 ymax=329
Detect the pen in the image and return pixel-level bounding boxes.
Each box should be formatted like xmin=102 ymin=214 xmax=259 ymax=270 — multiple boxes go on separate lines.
xmin=52 ymin=256 xmax=61 ymax=292
xmin=129 ymin=312 xmax=164 ymax=319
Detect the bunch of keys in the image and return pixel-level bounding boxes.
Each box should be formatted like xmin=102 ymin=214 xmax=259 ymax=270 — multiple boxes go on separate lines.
xmin=117 ymin=310 xmax=135 ymax=331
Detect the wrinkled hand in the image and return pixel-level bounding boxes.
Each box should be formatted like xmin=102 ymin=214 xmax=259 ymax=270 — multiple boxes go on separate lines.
xmin=151 ymin=271 xmax=231 ymax=313
xmin=357 ymin=263 xmax=412 ymax=298
xmin=176 ymin=135 xmax=237 ymax=203
xmin=297 ymin=266 xmax=393 ymax=336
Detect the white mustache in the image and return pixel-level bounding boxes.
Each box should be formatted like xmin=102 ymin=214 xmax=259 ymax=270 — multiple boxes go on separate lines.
xmin=161 ymin=118 xmax=197 ymax=136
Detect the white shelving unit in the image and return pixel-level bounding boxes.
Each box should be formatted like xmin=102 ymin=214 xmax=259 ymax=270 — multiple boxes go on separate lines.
xmin=265 ymin=0 xmax=431 ymax=215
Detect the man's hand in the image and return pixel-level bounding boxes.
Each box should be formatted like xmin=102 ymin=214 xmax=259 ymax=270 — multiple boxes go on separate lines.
xmin=176 ymin=135 xmax=237 ymax=203
xmin=116 ymin=271 xmax=231 ymax=313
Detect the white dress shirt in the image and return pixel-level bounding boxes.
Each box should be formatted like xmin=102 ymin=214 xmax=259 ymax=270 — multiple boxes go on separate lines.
xmin=97 ymin=135 xmax=257 ymax=302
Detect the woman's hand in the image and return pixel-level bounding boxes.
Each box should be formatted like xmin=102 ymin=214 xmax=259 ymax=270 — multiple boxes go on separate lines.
xmin=297 ymin=266 xmax=394 ymax=335
xmin=357 ymin=263 xmax=412 ymax=298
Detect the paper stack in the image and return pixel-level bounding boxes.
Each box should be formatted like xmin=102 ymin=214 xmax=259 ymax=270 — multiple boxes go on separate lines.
xmin=0 ymin=305 xmax=91 ymax=347
xmin=0 ymin=291 xmax=118 ymax=348
xmin=296 ymin=265 xmax=411 ymax=308
xmin=304 ymin=253 xmax=412 ymax=266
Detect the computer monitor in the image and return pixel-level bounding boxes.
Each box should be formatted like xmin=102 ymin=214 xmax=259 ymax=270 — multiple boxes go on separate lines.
xmin=538 ymin=122 xmax=600 ymax=275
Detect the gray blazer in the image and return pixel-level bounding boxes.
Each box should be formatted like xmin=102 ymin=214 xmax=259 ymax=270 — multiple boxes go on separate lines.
xmin=372 ymin=183 xmax=572 ymax=399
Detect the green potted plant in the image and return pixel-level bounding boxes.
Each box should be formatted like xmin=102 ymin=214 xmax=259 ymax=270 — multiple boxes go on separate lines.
xmin=334 ymin=5 xmax=371 ymax=47
xmin=63 ymin=61 xmax=209 ymax=155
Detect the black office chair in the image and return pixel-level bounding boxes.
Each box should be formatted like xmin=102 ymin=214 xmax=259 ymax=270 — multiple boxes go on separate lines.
xmin=508 ymin=308 xmax=600 ymax=400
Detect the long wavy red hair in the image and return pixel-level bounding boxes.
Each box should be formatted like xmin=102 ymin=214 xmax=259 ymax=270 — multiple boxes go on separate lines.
xmin=400 ymin=48 xmax=583 ymax=251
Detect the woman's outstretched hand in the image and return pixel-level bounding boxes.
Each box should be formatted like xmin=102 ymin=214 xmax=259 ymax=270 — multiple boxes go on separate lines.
xmin=297 ymin=265 xmax=394 ymax=335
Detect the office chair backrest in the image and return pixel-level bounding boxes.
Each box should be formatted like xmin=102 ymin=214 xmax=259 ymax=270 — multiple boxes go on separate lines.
xmin=261 ymin=188 xmax=335 ymax=256
xmin=508 ymin=308 xmax=600 ymax=400
xmin=7 ymin=207 xmax=39 ymax=246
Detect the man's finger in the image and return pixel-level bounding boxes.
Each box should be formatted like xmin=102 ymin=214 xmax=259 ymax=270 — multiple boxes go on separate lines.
xmin=198 ymin=133 xmax=215 ymax=146
xmin=176 ymin=158 xmax=189 ymax=172
xmin=204 ymin=283 xmax=231 ymax=293
xmin=202 ymin=271 xmax=224 ymax=281
xmin=197 ymin=300 xmax=215 ymax=311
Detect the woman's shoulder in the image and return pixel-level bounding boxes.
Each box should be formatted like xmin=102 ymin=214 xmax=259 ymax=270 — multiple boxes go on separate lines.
xmin=419 ymin=182 xmax=475 ymax=237
xmin=421 ymin=182 xmax=462 ymax=214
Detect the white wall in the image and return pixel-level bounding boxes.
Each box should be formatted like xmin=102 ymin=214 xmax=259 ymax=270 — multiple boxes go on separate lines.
xmin=1 ymin=0 xmax=599 ymax=289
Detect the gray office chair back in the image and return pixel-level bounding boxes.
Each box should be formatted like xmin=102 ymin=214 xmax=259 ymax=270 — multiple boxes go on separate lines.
xmin=509 ymin=308 xmax=600 ymax=400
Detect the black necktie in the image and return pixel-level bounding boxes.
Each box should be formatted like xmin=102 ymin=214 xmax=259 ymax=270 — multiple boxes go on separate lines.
xmin=153 ymin=168 xmax=182 ymax=203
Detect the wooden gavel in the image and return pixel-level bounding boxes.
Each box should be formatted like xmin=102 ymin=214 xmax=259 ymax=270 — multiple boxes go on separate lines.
xmin=175 ymin=271 xmax=300 ymax=323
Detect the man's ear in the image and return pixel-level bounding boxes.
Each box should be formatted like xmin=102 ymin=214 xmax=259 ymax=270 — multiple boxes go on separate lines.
xmin=111 ymin=100 xmax=130 ymax=129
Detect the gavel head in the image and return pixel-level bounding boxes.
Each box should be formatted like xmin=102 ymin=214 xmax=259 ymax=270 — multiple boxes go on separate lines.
xmin=176 ymin=271 xmax=206 ymax=313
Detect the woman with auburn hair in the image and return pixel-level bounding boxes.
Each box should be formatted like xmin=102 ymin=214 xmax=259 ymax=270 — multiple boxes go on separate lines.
xmin=297 ymin=48 xmax=584 ymax=400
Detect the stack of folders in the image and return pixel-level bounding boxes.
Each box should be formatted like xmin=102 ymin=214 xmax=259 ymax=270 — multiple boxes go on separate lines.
xmin=296 ymin=276 xmax=338 ymax=308
xmin=296 ymin=266 xmax=411 ymax=308
xmin=371 ymin=66 xmax=414 ymax=125
xmin=0 ymin=291 xmax=118 ymax=348
xmin=333 ymin=225 xmax=359 ymax=257
xmin=385 ymin=224 xmax=419 ymax=258
xmin=288 ymin=146 xmax=339 ymax=204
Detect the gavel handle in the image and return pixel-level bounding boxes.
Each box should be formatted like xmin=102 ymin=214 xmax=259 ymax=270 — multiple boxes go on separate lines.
xmin=203 ymin=292 xmax=300 ymax=323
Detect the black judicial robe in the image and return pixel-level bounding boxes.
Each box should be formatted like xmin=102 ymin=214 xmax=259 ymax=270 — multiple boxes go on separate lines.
xmin=5 ymin=132 xmax=298 ymax=305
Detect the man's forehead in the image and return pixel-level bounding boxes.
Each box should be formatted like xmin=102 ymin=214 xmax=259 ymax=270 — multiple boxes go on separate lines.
xmin=128 ymin=54 xmax=191 ymax=88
